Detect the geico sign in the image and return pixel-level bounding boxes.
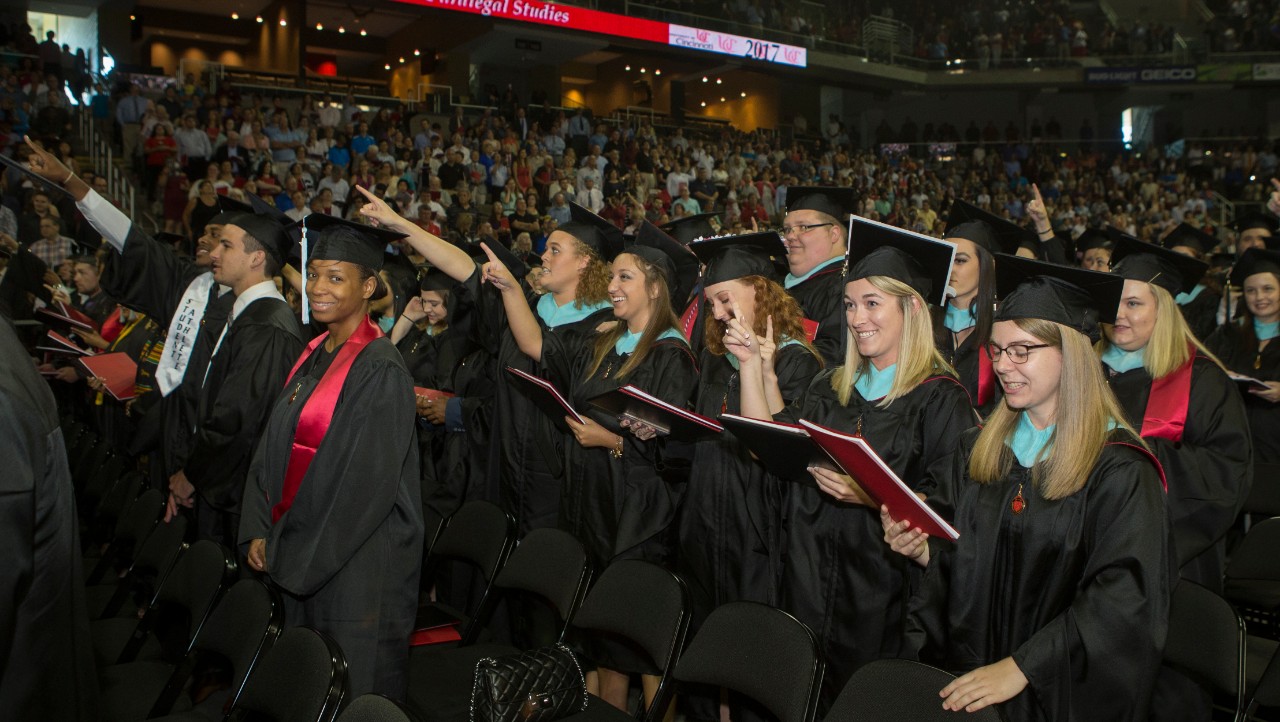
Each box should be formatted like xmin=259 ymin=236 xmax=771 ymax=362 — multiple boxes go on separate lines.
xmin=1140 ymin=68 xmax=1196 ymax=82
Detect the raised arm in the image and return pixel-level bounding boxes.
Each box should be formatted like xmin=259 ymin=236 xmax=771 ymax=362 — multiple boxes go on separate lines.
xmin=354 ymin=185 xmax=476 ymax=282
xmin=480 ymin=242 xmax=543 ymax=360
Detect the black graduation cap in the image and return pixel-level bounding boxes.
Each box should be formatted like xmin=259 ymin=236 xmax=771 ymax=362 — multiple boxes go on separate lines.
xmin=944 ymin=199 xmax=1035 ymax=256
xmin=844 ymin=215 xmax=956 ymax=307
xmin=301 ymin=213 xmax=407 ymax=271
xmin=1162 ymin=223 xmax=1218 ymax=256
xmin=1233 ymin=212 xmax=1279 ymax=236
xmin=420 ymin=268 xmax=454 ymax=293
xmin=209 ymin=194 xmax=253 ymax=225
xmin=1230 ymin=248 xmax=1280 ymax=287
xmin=1076 ymin=228 xmax=1114 ymax=253
xmin=785 ymin=186 xmax=856 ymax=223
xmin=558 ymin=202 xmax=623 ymax=262
xmin=659 ymin=213 xmax=720 ymax=245
xmin=1109 ymin=234 xmax=1208 ymax=296
xmin=689 ymin=231 xmax=787 ymax=286
xmin=994 ymin=254 xmax=1124 ymax=340
xmin=630 ymin=221 xmax=700 ymax=309
xmin=222 ymin=212 xmax=292 ymax=268
xmin=3 ymin=248 xmax=52 ymax=303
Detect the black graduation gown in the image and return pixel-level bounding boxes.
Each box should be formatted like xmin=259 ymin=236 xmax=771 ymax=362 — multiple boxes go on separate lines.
xmin=541 ymin=333 xmax=699 ymax=572
xmin=931 ymin=312 xmax=999 ymax=418
xmin=786 ymin=264 xmax=844 ymax=367
xmin=1178 ymin=286 xmax=1223 ymax=341
xmin=774 ymin=369 xmax=976 ymax=707
xmin=184 ymin=297 xmax=304 ymax=526
xmin=908 ymin=428 xmax=1170 ymax=722
xmin=89 ymin=316 xmax=162 ymax=454
xmin=97 ymin=226 xmax=234 ymax=480
xmin=1206 ymin=322 xmax=1280 ymax=462
xmin=0 ymin=316 xmax=97 ymax=721
xmin=461 ymin=269 xmax=615 ymax=535
xmin=240 ymin=337 xmax=425 ymax=700
xmin=678 ymin=345 xmax=822 ymax=626
xmin=1106 ymin=355 xmax=1252 ymax=591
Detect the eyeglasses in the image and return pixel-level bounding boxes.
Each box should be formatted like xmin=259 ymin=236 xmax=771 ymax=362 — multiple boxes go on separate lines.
xmin=985 ymin=343 xmax=1052 ymax=364
xmin=780 ymin=222 xmax=833 ymax=237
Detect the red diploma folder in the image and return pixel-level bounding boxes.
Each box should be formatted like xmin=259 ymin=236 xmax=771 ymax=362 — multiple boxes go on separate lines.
xmin=413 ymin=387 xmax=456 ymax=401
xmin=75 ymin=352 xmax=138 ymax=402
xmin=505 ymin=367 xmax=584 ymax=427
xmin=800 ymin=318 xmax=819 ymax=343
xmin=798 ymin=419 xmax=959 ymax=541
xmin=35 ymin=301 xmax=99 ymax=333
xmin=408 ymin=606 xmax=463 ymax=646
xmin=588 ymin=385 xmax=722 ymax=440
xmin=37 ymin=330 xmax=92 ymax=356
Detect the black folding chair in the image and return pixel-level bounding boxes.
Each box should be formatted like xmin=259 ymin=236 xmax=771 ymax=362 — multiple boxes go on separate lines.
xmin=85 ymin=470 xmax=146 ymax=551
xmin=87 ymin=515 xmax=188 ymax=621
xmin=90 ymin=539 xmax=236 ymax=668
xmin=557 ymin=560 xmax=691 ymax=722
xmin=97 ymin=581 xmax=285 ymax=722
xmin=417 ymin=500 xmax=518 ymax=646
xmin=673 ymin=602 xmax=823 ymax=722
xmin=407 ymin=527 xmax=591 ymax=721
xmin=227 ymin=626 xmax=348 ymax=722
xmin=1163 ymin=580 xmax=1247 ymax=722
xmin=85 ymin=487 xmax=164 ymax=585
xmin=338 ymin=694 xmax=424 ymax=722
xmin=1225 ymin=516 xmax=1280 ymax=641
xmin=1243 ymin=462 xmax=1280 ymax=518
xmin=825 ymin=659 xmax=1001 ymax=721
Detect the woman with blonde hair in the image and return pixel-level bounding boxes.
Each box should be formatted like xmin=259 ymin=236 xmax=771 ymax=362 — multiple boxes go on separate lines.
xmin=737 ymin=218 xmax=976 ymax=707
xmin=884 ymin=256 xmax=1170 ymax=721
xmin=1103 ymin=233 xmax=1251 ymax=591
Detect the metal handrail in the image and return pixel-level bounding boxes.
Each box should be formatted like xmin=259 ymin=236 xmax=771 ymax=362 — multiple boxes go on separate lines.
xmin=76 ymin=108 xmax=136 ymax=221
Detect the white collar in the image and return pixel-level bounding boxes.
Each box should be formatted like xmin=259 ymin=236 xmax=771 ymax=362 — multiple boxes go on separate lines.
xmin=230 ymin=279 xmax=284 ymax=322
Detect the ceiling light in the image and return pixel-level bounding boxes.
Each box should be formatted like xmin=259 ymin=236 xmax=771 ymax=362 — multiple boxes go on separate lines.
xmin=338 ymin=26 xmax=346 ymax=33
xmin=130 ymin=14 xmax=137 ymax=20
xmin=625 ymin=65 xmax=631 ymax=71
xmin=700 ymin=101 xmax=706 ymax=107
xmin=399 ymin=57 xmax=405 ymax=63
xmin=414 ymin=49 xmax=421 ymax=56
xmin=384 ymin=64 xmax=391 ymax=70
xmin=230 ymin=12 xmax=238 ymax=19
xmin=255 ymin=16 xmax=263 ymax=23
xmin=639 ymin=67 xmax=646 ymax=73
xmin=316 ymin=22 xmax=323 ymax=30
xmin=654 ymin=69 xmax=661 ymax=76
xmin=720 ymin=97 xmax=726 ymax=102
xmin=716 ymin=78 xmax=722 ymax=84
xmin=701 ymin=76 xmax=708 ymax=82
xmin=359 ymin=28 xmax=368 ymax=36
xmin=279 ymin=19 xmax=287 ymax=27
xmin=740 ymin=91 xmax=747 ymax=97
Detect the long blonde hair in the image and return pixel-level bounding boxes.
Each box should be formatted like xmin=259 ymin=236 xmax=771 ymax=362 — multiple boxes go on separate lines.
xmin=1101 ymin=282 xmax=1224 ymax=378
xmin=830 ymin=275 xmax=954 ymax=406
xmin=585 ymin=252 xmax=683 ymax=381
xmin=972 ymin=319 xmax=1140 ymax=500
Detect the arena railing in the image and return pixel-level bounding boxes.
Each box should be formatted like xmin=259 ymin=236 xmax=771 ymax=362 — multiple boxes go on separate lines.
xmin=75 ymin=105 xmax=138 ymax=222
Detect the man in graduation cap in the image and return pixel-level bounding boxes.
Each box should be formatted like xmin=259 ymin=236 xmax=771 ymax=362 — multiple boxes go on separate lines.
xmin=1162 ymin=222 xmax=1224 ymax=340
xmin=240 ymin=212 xmax=423 ymax=700
xmin=21 ymin=136 xmax=304 ymax=548
xmin=781 ymin=186 xmax=855 ymax=365
xmin=1234 ymin=212 xmax=1279 ymax=254
xmin=1075 ymin=228 xmax=1113 ymax=272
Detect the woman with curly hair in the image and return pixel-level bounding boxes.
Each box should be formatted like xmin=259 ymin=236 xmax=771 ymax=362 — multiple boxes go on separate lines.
xmin=677 ymin=232 xmax=823 ymax=722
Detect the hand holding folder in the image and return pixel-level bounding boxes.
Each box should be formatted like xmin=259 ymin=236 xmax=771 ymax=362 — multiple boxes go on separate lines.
xmin=588 ymin=385 xmax=722 ymax=441
xmin=75 ymin=352 xmax=138 ymax=402
xmin=505 ymin=367 xmax=584 ymax=431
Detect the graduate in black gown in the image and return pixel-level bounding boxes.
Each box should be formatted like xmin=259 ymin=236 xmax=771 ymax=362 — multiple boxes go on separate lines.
xmin=483 ymin=220 xmax=700 ymax=714
xmin=677 ymin=231 xmax=824 ymax=722
xmin=1163 ymin=222 xmax=1224 ymax=341
xmin=886 ymin=256 xmax=1170 ymax=721
xmin=781 ymin=187 xmax=855 ymax=366
xmin=1206 ymin=248 xmax=1280 ymax=462
xmin=0 ymin=314 xmax=97 ymax=721
xmin=359 ymin=187 xmax=618 ymax=539
xmin=1218 ymin=213 xmax=1280 ymax=325
xmin=240 ymin=214 xmax=425 ymax=700
xmin=1075 ymin=228 xmax=1113 ymax=272
xmin=662 ymin=212 xmax=720 ymax=359
xmin=736 ymin=219 xmax=977 ymax=708
xmin=936 ymin=200 xmax=1030 ymax=418
xmin=1103 ymin=235 xmax=1252 ymax=590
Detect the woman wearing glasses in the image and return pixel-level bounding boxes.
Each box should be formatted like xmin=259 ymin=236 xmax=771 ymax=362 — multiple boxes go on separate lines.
xmin=884 ymin=257 xmax=1170 ymax=721
xmin=1102 ymin=234 xmax=1251 ymax=592
xmin=736 ymin=221 xmax=976 ymax=707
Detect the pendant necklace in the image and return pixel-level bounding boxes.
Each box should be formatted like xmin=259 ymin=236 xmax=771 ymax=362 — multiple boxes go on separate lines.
xmin=1011 ymin=483 xmax=1025 ymax=514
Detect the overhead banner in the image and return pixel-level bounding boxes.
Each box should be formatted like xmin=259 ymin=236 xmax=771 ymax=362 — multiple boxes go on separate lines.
xmin=1084 ymin=66 xmax=1197 ymax=84
xmin=1197 ymin=63 xmax=1252 ymax=82
xmin=392 ymin=0 xmax=808 ymax=67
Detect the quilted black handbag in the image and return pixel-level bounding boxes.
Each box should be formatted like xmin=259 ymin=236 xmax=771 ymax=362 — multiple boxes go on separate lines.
xmin=470 ymin=643 xmax=588 ymax=722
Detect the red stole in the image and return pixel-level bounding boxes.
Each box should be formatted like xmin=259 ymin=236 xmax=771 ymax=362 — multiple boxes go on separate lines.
xmin=1139 ymin=344 xmax=1195 ymax=444
xmin=272 ymin=318 xmax=383 ymax=523
xmin=976 ymin=341 xmax=995 ymax=407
